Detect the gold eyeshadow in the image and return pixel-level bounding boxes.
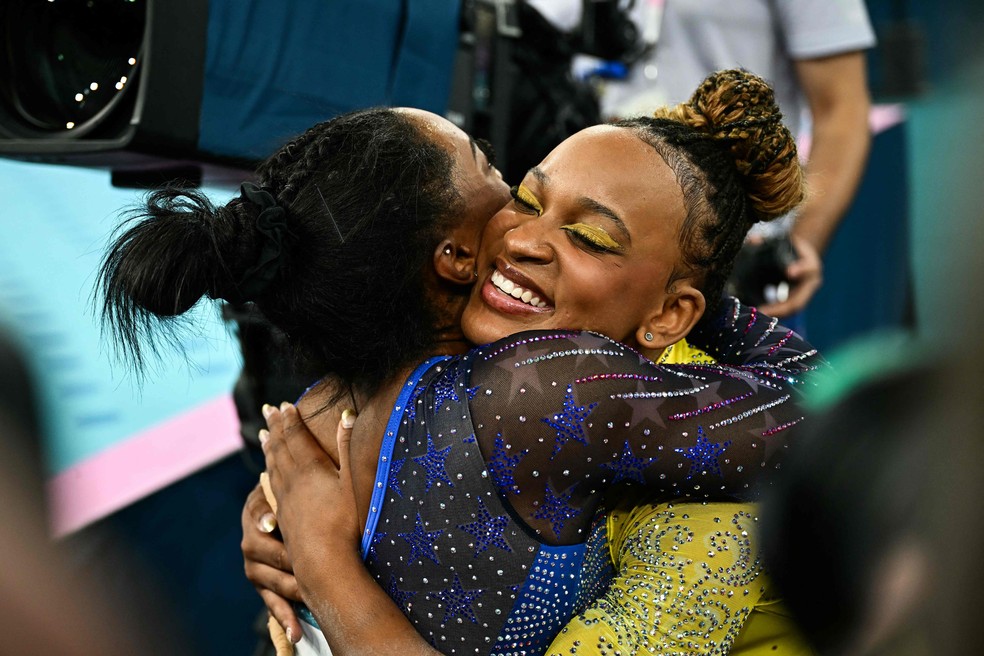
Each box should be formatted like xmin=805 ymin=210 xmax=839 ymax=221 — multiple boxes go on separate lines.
xmin=513 ymin=183 xmax=543 ymax=215
xmin=561 ymin=224 xmax=623 ymax=252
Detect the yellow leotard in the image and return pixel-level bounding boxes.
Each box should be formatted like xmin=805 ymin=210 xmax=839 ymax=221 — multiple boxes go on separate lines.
xmin=546 ymin=340 xmax=813 ymax=656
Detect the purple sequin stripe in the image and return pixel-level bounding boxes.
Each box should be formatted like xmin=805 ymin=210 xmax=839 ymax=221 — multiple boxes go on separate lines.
xmin=668 ymin=391 xmax=755 ymax=420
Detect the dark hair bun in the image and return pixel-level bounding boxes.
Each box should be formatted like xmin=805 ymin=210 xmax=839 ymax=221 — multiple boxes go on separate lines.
xmin=653 ymin=68 xmax=805 ymax=222
xmin=97 ymin=187 xmax=246 ymax=370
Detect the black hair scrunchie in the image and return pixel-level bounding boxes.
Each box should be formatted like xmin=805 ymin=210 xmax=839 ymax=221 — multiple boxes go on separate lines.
xmin=227 ymin=182 xmax=293 ymax=304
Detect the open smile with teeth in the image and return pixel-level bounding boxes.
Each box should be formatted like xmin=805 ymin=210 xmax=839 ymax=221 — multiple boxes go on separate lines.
xmin=491 ymin=269 xmax=548 ymax=308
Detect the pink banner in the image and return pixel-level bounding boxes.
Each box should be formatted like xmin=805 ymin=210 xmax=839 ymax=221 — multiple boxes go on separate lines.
xmin=48 ymin=394 xmax=243 ymax=537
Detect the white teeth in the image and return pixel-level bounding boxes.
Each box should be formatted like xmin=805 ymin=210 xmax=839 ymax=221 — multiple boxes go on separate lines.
xmin=490 ymin=269 xmax=547 ymax=308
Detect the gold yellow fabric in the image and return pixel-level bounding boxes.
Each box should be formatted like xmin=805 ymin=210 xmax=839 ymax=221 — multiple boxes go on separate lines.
xmin=545 ymin=340 xmax=813 ymax=655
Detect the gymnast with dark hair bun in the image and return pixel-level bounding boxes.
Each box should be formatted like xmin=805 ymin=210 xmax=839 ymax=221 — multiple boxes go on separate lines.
xmin=98 ymin=70 xmax=822 ymax=655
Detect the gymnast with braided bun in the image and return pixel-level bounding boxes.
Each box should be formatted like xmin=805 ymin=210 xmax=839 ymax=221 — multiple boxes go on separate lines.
xmin=98 ymin=69 xmax=820 ymax=656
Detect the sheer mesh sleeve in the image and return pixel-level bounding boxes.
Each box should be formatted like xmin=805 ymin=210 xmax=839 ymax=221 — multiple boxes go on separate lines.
xmin=688 ymin=297 xmax=820 ymax=375
xmin=466 ymin=306 xmax=821 ymax=545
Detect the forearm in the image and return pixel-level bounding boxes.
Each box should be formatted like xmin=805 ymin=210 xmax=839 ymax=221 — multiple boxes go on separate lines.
xmin=296 ymin=544 xmax=439 ymax=656
xmin=794 ymin=113 xmax=870 ymax=253
xmin=792 ymin=53 xmax=872 ymax=254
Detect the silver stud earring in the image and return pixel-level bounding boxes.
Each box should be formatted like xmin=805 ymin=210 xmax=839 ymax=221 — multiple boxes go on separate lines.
xmin=644 ymin=332 xmax=654 ymax=342
xmin=443 ymin=245 xmax=452 ymax=255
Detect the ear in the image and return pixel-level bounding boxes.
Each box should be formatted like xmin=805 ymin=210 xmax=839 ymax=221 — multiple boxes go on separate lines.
xmin=636 ymin=283 xmax=706 ymax=350
xmin=433 ymin=239 xmax=477 ymax=286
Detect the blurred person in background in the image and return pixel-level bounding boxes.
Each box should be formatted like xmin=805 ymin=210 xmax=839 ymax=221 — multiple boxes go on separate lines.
xmin=761 ymin=357 xmax=983 ymax=655
xmin=533 ymin=0 xmax=875 ymax=321
xmin=0 ymin=329 xmax=185 ymax=655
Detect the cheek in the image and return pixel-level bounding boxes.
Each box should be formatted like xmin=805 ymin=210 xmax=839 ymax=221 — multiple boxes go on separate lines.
xmin=477 ymin=212 xmax=512 ymax=260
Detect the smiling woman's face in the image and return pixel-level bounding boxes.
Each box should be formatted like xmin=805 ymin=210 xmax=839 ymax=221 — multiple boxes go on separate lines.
xmin=461 ymin=124 xmax=697 ymax=348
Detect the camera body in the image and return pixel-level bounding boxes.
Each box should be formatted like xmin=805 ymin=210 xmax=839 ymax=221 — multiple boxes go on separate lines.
xmin=726 ymin=236 xmax=799 ymax=307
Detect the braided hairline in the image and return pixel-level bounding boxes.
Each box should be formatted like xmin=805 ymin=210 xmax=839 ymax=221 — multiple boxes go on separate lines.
xmin=618 ymin=119 xmax=753 ymax=311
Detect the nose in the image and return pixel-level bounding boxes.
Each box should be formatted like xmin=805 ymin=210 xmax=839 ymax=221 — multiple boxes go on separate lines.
xmin=501 ymin=211 xmax=555 ymax=264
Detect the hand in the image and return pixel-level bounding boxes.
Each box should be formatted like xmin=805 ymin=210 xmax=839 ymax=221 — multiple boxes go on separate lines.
xmin=758 ymin=235 xmax=823 ymax=318
xmin=241 ymin=482 xmax=302 ymax=644
xmin=261 ymin=403 xmax=362 ymax=594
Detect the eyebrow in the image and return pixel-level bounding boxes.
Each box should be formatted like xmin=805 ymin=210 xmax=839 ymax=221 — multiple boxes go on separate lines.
xmin=470 ymin=137 xmax=496 ymax=167
xmin=528 ymin=166 xmax=631 ymax=242
xmin=468 ymin=136 xmax=479 ymax=162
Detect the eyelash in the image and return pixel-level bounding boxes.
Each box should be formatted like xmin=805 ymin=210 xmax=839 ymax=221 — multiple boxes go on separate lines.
xmin=509 ymin=185 xmax=541 ymax=216
xmin=562 ymin=226 xmax=618 ymax=253
xmin=508 ymin=186 xmax=621 ymax=254
xmin=476 ymin=138 xmax=496 ymax=167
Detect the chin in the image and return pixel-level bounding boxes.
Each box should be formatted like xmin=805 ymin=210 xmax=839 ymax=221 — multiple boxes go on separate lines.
xmin=462 ymin=307 xmax=522 ymax=346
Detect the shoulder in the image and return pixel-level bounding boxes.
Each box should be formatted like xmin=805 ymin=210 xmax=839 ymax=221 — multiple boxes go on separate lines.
xmin=468 ymin=330 xmax=644 ymax=365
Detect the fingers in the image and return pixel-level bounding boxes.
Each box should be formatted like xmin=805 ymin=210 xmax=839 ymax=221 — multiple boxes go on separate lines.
xmin=262 ymin=404 xmax=298 ymax=492
xmin=767 ymin=270 xmax=822 ymax=317
xmin=242 ymin=525 xmax=294 ymax=575
xmin=278 ymin=404 xmax=341 ymax=469
xmin=259 ymin=471 xmax=278 ymax=516
xmin=336 ymin=409 xmax=356 ymax=480
xmin=246 ymin=558 xmax=301 ymax=600
xmin=259 ymin=588 xmax=303 ymax=645
xmin=244 ymin=483 xmax=275 ymax=532
xmin=262 ymin=402 xmax=282 ymax=438
xmin=759 ymin=278 xmax=819 ymax=317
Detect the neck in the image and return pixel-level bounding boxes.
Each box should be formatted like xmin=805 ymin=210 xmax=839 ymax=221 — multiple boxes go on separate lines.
xmin=430 ymin=323 xmax=471 ymax=357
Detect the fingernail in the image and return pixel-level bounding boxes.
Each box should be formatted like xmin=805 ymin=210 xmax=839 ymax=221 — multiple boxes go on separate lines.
xmin=258 ymin=429 xmax=269 ymax=445
xmin=280 ymin=401 xmax=291 ymax=412
xmin=286 ymin=627 xmax=297 ymax=644
xmin=341 ymin=408 xmax=357 ymax=428
xmin=258 ymin=512 xmax=277 ymax=533
xmin=262 ymin=403 xmax=274 ymax=419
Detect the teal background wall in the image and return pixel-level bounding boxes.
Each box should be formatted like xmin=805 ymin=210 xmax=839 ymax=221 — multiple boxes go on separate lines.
xmin=0 ymin=160 xmax=241 ymax=476
xmin=866 ymin=0 xmax=984 ymax=337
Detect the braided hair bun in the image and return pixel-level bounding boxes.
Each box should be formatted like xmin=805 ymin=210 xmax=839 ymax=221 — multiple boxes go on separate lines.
xmin=652 ymin=68 xmax=804 ymax=223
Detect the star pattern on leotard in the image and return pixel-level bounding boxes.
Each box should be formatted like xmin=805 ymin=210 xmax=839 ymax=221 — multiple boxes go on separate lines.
xmin=494 ymin=342 xmax=544 ymax=400
xmin=404 ymin=383 xmax=427 ymax=422
xmin=432 ymin=363 xmax=461 ymax=411
xmin=533 ymin=481 xmax=582 ymax=536
xmin=388 ymin=458 xmax=405 ymax=497
xmin=387 ymin=574 xmax=417 ymax=613
xmin=466 ymin=385 xmax=481 ymax=400
xmin=412 ymin=433 xmax=454 ymax=492
xmin=601 ymin=440 xmax=658 ymax=485
xmin=398 ymin=513 xmax=443 ymax=565
xmin=675 ymin=426 xmax=732 ymax=479
xmin=427 ymin=572 xmax=483 ymax=625
xmin=541 ymin=385 xmax=598 ymax=459
xmin=368 ymin=530 xmax=387 ymax=561
xmin=457 ymin=497 xmax=512 ymax=557
xmin=487 ymin=432 xmax=527 ymax=495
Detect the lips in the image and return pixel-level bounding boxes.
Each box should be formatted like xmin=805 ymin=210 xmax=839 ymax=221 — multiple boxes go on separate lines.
xmin=480 ymin=263 xmax=552 ymax=315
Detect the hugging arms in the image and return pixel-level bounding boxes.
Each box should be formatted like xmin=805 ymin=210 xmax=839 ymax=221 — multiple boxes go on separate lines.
xmin=98 ymin=69 xmax=817 ymax=655
xmin=256 ymin=298 xmax=820 ymax=655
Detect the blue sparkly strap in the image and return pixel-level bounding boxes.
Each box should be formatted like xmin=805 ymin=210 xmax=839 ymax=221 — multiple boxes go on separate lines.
xmin=489 ymin=542 xmax=588 ymax=656
xmin=360 ymin=356 xmax=451 ymax=559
